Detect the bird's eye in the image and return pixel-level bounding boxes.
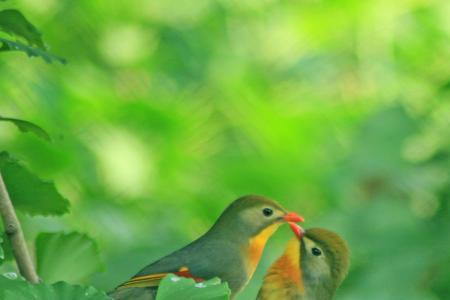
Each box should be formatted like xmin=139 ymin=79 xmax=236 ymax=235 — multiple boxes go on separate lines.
xmin=262 ymin=208 xmax=273 ymax=217
xmin=311 ymin=247 xmax=322 ymax=256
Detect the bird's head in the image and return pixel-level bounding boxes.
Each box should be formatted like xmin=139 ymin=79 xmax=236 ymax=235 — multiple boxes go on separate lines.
xmin=211 ymin=195 xmax=304 ymax=239
xmin=289 ymin=225 xmax=350 ymax=297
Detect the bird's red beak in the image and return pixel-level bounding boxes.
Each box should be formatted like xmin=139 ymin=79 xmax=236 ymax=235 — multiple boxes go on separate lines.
xmin=289 ymin=222 xmax=305 ymax=240
xmin=283 ymin=212 xmax=304 ymax=223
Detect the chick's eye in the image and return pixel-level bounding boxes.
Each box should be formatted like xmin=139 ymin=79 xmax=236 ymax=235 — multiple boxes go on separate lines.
xmin=311 ymin=247 xmax=322 ymax=256
xmin=262 ymin=208 xmax=273 ymax=217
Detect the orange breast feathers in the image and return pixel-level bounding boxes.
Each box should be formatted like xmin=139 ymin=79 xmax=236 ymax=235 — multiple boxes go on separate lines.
xmin=245 ymin=224 xmax=280 ymax=277
xmin=262 ymin=237 xmax=304 ymax=296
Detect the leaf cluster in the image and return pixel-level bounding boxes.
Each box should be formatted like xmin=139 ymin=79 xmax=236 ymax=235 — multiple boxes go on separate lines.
xmin=0 ymin=6 xmax=65 ymax=63
xmin=0 ymin=119 xmax=107 ymax=298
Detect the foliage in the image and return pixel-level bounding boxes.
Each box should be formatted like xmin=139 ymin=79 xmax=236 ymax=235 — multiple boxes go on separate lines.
xmin=0 ymin=0 xmax=449 ymax=299
xmin=0 ymin=236 xmax=3 ymax=261
xmin=156 ymin=274 xmax=231 ymax=300
xmin=0 ymin=8 xmax=65 ymax=63
xmin=0 ymin=9 xmax=45 ymax=48
xmin=0 ymin=37 xmax=66 ymax=63
xmin=0 ymin=116 xmax=51 ymax=141
xmin=0 ymin=233 xmax=11 ymax=263
xmin=0 ymin=275 xmax=111 ymax=300
xmin=36 ymin=232 xmax=103 ymax=283
xmin=0 ymin=152 xmax=69 ymax=216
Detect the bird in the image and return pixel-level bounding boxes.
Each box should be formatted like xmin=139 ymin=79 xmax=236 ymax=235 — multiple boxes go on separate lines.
xmin=109 ymin=195 xmax=304 ymax=300
xmin=257 ymin=225 xmax=350 ymax=300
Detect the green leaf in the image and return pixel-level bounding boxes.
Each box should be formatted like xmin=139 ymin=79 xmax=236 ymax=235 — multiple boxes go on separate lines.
xmin=0 ymin=232 xmax=13 ymax=263
xmin=0 ymin=152 xmax=70 ymax=216
xmin=0 ymin=275 xmax=111 ymax=300
xmin=0 ymin=37 xmax=66 ymax=64
xmin=0 ymin=116 xmax=51 ymax=141
xmin=156 ymin=274 xmax=231 ymax=300
xmin=36 ymin=232 xmax=103 ymax=284
xmin=0 ymin=273 xmax=24 ymax=294
xmin=0 ymin=236 xmax=4 ymax=261
xmin=0 ymin=9 xmax=45 ymax=49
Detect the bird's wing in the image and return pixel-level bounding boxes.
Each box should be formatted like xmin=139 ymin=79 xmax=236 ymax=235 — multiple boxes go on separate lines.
xmin=118 ymin=266 xmax=204 ymax=289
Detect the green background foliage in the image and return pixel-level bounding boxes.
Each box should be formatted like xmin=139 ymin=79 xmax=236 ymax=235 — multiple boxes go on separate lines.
xmin=0 ymin=0 xmax=449 ymax=299
xmin=35 ymin=232 xmax=103 ymax=283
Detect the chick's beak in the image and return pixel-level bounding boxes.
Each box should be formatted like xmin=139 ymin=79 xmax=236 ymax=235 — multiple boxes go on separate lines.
xmin=289 ymin=222 xmax=305 ymax=240
xmin=283 ymin=212 xmax=304 ymax=223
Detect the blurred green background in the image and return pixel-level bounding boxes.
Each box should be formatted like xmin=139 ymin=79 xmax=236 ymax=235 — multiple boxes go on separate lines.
xmin=1 ymin=0 xmax=449 ymax=299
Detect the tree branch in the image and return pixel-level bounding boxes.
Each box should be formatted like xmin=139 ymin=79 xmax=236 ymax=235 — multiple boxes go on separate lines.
xmin=0 ymin=170 xmax=39 ymax=283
